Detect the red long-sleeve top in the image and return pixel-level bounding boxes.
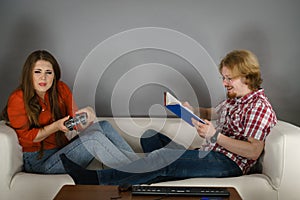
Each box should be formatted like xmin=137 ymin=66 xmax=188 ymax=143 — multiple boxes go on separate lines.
xmin=7 ymin=81 xmax=77 ymax=152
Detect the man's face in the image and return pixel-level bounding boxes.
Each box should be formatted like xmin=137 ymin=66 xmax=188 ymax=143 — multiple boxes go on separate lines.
xmin=221 ymin=66 xmax=251 ymax=99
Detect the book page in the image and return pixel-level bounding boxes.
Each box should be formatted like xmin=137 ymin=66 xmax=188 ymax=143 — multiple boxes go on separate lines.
xmin=164 ymin=91 xmax=206 ymax=125
xmin=165 ymin=92 xmax=195 ymax=113
xmin=165 ymin=92 xmax=182 ymax=105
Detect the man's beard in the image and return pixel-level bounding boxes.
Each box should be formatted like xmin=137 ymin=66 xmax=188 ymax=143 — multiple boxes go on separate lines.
xmin=227 ymin=91 xmax=237 ymax=99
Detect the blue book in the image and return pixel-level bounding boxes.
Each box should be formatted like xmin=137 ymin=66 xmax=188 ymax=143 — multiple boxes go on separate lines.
xmin=164 ymin=92 xmax=206 ymax=126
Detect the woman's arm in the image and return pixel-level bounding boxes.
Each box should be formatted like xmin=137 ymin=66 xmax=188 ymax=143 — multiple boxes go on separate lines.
xmin=7 ymin=90 xmax=70 ymax=143
xmin=33 ymin=116 xmax=70 ymax=142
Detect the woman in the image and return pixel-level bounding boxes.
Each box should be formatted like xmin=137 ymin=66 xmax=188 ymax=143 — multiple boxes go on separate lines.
xmin=1 ymin=50 xmax=138 ymax=174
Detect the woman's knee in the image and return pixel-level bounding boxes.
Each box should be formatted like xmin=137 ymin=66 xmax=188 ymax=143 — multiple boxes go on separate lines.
xmin=98 ymin=120 xmax=111 ymax=128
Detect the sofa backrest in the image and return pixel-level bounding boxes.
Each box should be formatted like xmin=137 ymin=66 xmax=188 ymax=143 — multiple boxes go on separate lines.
xmin=0 ymin=121 xmax=23 ymax=191
xmin=105 ymin=117 xmax=204 ymax=152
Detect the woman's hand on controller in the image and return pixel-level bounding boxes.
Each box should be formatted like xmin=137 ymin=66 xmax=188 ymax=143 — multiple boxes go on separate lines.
xmin=76 ymin=106 xmax=96 ymax=124
xmin=57 ymin=116 xmax=71 ymax=132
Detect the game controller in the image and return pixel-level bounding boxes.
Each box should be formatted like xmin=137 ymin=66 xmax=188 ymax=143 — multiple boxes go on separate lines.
xmin=64 ymin=112 xmax=88 ymax=131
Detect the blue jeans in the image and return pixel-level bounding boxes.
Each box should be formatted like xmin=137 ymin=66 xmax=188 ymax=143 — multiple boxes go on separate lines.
xmin=96 ymin=129 xmax=243 ymax=185
xmin=23 ymin=121 xmax=138 ymax=174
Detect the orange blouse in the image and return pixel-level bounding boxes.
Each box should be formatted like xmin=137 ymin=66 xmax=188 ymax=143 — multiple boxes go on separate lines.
xmin=7 ymin=81 xmax=78 ymax=152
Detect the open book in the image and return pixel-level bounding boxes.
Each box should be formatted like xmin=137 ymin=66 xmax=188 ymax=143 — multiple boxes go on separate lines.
xmin=164 ymin=92 xmax=206 ymax=126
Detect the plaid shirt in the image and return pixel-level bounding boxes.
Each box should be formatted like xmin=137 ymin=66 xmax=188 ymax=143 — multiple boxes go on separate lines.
xmin=204 ymin=89 xmax=277 ymax=174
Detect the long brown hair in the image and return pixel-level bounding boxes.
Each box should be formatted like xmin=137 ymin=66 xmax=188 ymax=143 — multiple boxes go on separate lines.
xmin=2 ymin=50 xmax=68 ymax=156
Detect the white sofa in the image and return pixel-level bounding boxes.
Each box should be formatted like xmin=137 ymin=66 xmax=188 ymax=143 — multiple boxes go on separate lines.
xmin=1 ymin=117 xmax=300 ymax=200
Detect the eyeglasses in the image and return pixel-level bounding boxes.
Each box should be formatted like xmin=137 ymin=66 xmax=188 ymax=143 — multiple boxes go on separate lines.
xmin=220 ymin=75 xmax=240 ymax=83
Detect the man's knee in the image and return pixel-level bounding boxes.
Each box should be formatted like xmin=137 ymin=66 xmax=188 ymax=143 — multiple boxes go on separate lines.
xmin=140 ymin=129 xmax=166 ymax=153
xmin=141 ymin=129 xmax=159 ymax=139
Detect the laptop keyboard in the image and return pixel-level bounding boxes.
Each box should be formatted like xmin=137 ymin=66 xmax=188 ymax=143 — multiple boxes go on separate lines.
xmin=131 ymin=185 xmax=230 ymax=197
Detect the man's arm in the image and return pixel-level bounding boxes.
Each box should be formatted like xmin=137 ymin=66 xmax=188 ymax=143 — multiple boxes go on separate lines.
xmin=182 ymin=102 xmax=217 ymax=120
xmin=198 ymin=108 xmax=218 ymax=120
xmin=216 ymin=134 xmax=264 ymax=160
xmin=192 ymin=118 xmax=264 ymax=160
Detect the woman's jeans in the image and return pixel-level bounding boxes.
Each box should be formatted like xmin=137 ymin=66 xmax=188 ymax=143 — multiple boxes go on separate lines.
xmin=23 ymin=121 xmax=139 ymax=174
xmin=96 ymin=129 xmax=243 ymax=185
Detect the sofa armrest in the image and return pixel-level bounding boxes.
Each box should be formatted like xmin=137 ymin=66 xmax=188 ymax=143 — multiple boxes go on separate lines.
xmin=9 ymin=172 xmax=74 ymax=200
xmin=262 ymin=120 xmax=300 ymax=199
xmin=0 ymin=121 xmax=23 ymax=190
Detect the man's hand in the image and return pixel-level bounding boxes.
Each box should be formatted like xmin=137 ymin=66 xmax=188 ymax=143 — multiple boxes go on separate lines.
xmin=192 ymin=118 xmax=216 ymax=140
xmin=182 ymin=101 xmax=195 ymax=113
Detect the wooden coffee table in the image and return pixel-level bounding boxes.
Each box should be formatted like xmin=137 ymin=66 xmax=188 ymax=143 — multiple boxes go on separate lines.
xmin=53 ymin=185 xmax=242 ymax=200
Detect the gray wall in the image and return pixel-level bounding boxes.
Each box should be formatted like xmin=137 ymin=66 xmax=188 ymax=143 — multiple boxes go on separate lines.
xmin=0 ymin=0 xmax=299 ymax=126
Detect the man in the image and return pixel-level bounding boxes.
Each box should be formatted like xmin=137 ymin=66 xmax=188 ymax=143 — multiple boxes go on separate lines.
xmin=190 ymin=49 xmax=277 ymax=174
xmin=60 ymin=49 xmax=277 ymax=185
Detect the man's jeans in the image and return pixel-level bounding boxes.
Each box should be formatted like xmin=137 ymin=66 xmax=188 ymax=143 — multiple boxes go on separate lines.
xmin=96 ymin=129 xmax=243 ymax=185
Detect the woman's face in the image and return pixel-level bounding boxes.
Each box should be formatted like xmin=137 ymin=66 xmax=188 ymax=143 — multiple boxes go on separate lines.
xmin=32 ymin=60 xmax=55 ymax=98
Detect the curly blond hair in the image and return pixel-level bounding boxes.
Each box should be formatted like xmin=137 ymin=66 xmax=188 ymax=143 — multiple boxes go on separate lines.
xmin=219 ymin=50 xmax=262 ymax=90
